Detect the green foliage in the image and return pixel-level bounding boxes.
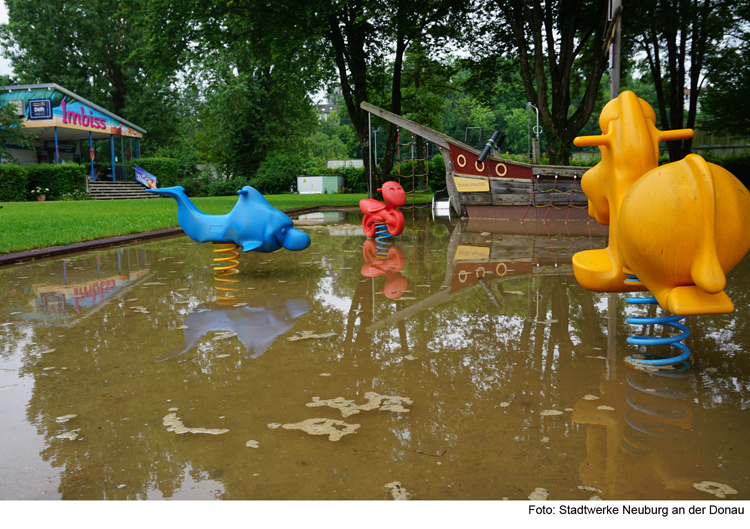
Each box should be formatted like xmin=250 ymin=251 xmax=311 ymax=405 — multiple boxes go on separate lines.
xmin=624 ymin=0 xmax=740 ymax=161
xmin=318 ymin=108 xmax=360 ymax=159
xmin=57 ymin=190 xmax=94 ymax=201
xmin=203 ymin=177 xmax=250 ymax=197
xmin=308 ymin=130 xmax=350 ymax=167
xmin=440 ymin=61 xmax=533 ymax=156
xmin=568 ymin=157 xmax=602 ymax=167
xmin=250 ymin=149 xmax=311 ymax=195
xmin=0 ymin=99 xmax=35 ymax=162
xmin=701 ymin=47 xmax=750 ymax=139
xmin=195 ymin=71 xmax=318 ymax=180
xmin=400 ymin=45 xmax=454 ymax=131
xmin=496 ymin=105 xmax=531 ymax=155
xmin=470 ymin=2 xmax=610 ymax=164
xmin=129 ymin=158 xmax=181 ymax=188
xmin=442 ymin=94 xmax=480 ymax=145
xmin=429 ymin=154 xmax=446 ymax=191
xmin=343 ymin=167 xmax=367 ymax=194
xmin=0 ymin=163 xmax=28 ymax=202
xmin=178 ymin=177 xmax=205 ymax=198
xmin=25 ymin=163 xmax=87 ymax=199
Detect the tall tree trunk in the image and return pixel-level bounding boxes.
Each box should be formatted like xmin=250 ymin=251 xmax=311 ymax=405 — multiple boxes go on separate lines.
xmin=378 ymin=30 xmax=407 ymax=193
xmin=498 ymin=0 xmax=608 ymax=166
xmin=327 ymin=9 xmax=372 ymax=194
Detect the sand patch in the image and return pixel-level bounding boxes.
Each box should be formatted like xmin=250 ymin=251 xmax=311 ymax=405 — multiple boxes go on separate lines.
xmin=163 ymin=413 xmax=229 ymax=435
xmin=281 ymin=418 xmax=359 ymax=441
xmin=384 ymin=481 xmax=411 ymax=500
xmin=528 ymin=487 xmax=549 ymax=500
xmin=306 ymin=392 xmax=413 ymax=418
xmin=693 ymin=481 xmax=737 ymax=499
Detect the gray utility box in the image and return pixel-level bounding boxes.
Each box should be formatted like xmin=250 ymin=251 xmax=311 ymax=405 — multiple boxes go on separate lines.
xmin=297 ymin=175 xmax=344 ymax=194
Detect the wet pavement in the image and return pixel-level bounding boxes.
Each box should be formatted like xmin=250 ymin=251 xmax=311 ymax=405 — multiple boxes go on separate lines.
xmin=1 ymin=209 xmax=749 ymax=500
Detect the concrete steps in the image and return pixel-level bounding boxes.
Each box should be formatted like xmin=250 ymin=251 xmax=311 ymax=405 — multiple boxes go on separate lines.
xmin=89 ymin=181 xmax=160 ymax=200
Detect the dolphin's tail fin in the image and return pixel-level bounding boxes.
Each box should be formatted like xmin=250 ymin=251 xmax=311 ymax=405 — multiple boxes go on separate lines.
xmin=144 ymin=186 xmax=206 ymax=219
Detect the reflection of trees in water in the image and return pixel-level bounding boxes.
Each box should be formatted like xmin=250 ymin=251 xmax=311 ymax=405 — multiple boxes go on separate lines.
xmin=339 ymin=271 xmax=612 ymax=456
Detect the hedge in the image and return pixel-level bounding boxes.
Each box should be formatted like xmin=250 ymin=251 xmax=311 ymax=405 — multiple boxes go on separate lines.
xmin=25 ymin=163 xmax=87 ymax=199
xmin=128 ymin=158 xmax=181 ymax=188
xmin=0 ymin=164 xmax=28 ymax=202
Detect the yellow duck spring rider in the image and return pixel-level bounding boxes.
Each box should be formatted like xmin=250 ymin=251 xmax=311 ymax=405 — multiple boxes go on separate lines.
xmin=572 ymin=91 xmax=750 ymax=368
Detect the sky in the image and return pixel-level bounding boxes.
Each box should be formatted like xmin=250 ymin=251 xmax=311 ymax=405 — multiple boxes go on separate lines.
xmin=0 ymin=0 xmax=12 ymax=77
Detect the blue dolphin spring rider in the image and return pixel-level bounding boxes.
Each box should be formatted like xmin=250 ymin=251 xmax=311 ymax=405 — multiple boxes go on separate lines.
xmin=146 ymin=185 xmax=311 ymax=301
xmin=146 ymin=185 xmax=311 ymax=252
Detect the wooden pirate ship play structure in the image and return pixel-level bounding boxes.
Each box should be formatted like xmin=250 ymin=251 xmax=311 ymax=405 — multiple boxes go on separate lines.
xmin=362 ymin=102 xmax=589 ymax=220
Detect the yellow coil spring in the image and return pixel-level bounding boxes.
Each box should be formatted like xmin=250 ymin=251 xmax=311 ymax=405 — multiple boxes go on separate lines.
xmin=213 ymin=243 xmax=240 ymax=303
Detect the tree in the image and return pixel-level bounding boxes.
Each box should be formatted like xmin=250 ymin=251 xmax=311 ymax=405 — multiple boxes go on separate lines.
xmin=479 ymin=0 xmax=610 ymax=165
xmin=0 ymin=0 xmax=179 ymax=155
xmin=195 ymin=68 xmax=318 ymax=179
xmin=700 ymin=42 xmax=750 ymax=139
xmin=0 ymin=99 xmax=34 ymax=162
xmin=625 ymin=0 xmax=740 ymax=161
xmin=398 ymin=44 xmax=456 ymax=190
xmin=143 ymin=0 xmax=328 ymax=179
xmin=143 ymin=0 xmax=468 ymax=192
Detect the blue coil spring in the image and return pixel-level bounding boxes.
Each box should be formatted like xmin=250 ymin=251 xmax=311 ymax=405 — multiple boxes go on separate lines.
xmin=375 ymin=222 xmax=392 ymax=255
xmin=624 ymin=275 xmax=691 ymax=368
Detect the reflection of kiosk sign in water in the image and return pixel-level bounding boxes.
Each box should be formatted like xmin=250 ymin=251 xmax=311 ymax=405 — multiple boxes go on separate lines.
xmin=28 ymin=99 xmax=52 ymax=120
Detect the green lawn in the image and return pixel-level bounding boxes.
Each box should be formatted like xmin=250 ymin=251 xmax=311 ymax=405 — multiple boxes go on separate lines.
xmin=0 ymin=193 xmax=372 ymax=255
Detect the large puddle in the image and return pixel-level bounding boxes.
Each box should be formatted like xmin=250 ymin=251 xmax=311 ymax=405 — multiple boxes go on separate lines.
xmin=1 ymin=209 xmax=749 ymax=500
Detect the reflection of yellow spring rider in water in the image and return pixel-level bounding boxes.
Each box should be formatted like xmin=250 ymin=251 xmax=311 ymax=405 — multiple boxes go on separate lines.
xmin=573 ymin=91 xmax=750 ymax=367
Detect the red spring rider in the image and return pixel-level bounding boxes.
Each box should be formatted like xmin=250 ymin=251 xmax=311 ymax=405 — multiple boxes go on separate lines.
xmin=359 ymin=181 xmax=406 ymax=238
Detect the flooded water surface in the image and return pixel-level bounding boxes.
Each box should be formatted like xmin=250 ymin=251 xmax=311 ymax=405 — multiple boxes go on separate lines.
xmin=1 ymin=210 xmax=749 ymax=500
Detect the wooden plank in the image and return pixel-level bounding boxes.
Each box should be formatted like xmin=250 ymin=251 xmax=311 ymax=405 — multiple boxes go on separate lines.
xmin=532 ymin=165 xmax=590 ymax=178
xmin=534 ymin=182 xmax=584 ymax=193
xmin=361 ymin=101 xmax=452 ymax=149
xmin=460 ymin=194 xmax=493 ymax=205
xmin=489 ymin=180 xmax=533 ymax=193
xmin=491 ymin=193 xmax=588 ymax=205
xmin=487 ymin=176 xmax=535 ymax=184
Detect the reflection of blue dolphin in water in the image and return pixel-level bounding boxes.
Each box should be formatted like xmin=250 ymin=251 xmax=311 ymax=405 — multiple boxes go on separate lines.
xmin=157 ymin=297 xmax=312 ymax=362
xmin=145 ymin=185 xmax=311 ymax=253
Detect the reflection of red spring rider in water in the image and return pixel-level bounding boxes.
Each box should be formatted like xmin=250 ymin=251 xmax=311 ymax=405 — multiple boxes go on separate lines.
xmin=361 ymin=240 xmax=408 ymax=299
xmin=359 ymin=181 xmax=406 ymax=238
